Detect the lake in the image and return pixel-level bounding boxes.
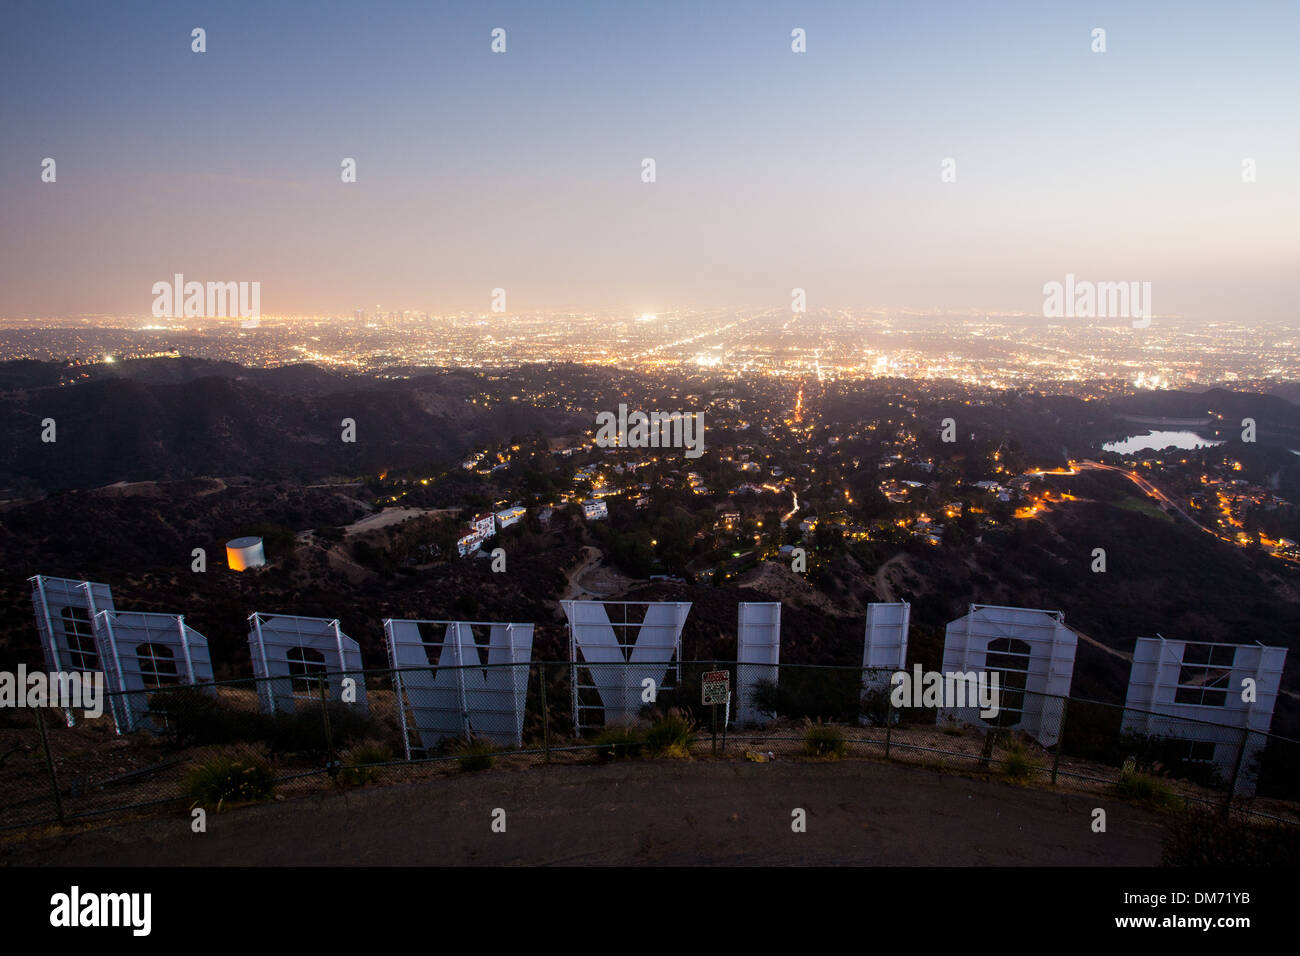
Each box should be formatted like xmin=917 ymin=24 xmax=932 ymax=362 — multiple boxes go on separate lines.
xmin=1102 ymin=430 xmax=1224 ymax=455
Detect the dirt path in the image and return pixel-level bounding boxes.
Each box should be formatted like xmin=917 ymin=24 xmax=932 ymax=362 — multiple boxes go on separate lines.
xmin=1071 ymin=628 xmax=1132 ymax=663
xmin=4 ymin=760 xmax=1167 ymax=867
xmin=560 ymin=546 xmax=609 ymax=601
xmin=343 ymin=507 xmax=452 ymax=536
xmin=873 ymin=554 xmax=907 ymax=602
xmin=192 ymin=477 xmax=226 ymax=497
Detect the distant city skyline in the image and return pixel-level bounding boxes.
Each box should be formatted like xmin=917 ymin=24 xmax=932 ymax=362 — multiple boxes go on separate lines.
xmin=2 ymin=1 xmax=1298 ymax=322
xmin=4 ymin=308 xmax=1297 ymax=398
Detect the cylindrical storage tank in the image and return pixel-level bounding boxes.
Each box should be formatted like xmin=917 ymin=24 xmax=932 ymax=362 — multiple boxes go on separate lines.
xmin=226 ymin=536 xmax=266 ymax=571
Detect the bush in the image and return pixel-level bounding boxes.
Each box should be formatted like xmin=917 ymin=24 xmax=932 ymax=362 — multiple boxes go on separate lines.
xmin=1162 ymin=807 xmax=1300 ymax=865
xmin=645 ymin=709 xmax=696 ymax=757
xmin=452 ymin=736 xmax=496 ymax=772
xmin=338 ymin=742 xmax=391 ymax=787
xmin=803 ymin=720 xmax=847 ymax=759
xmin=750 ymin=673 xmax=863 ymax=724
xmin=592 ymin=725 xmax=644 ymax=761
xmin=1115 ymin=768 xmax=1178 ymax=810
xmin=1061 ymin=708 xmax=1227 ymax=789
xmin=1122 ymin=732 xmax=1225 ymax=789
xmin=1001 ymin=744 xmax=1038 ymax=783
xmin=266 ymin=703 xmax=386 ymax=756
xmin=148 ymin=687 xmax=266 ymax=748
xmin=184 ymin=752 xmax=275 ymax=809
xmin=147 ymin=690 xmax=388 ymax=756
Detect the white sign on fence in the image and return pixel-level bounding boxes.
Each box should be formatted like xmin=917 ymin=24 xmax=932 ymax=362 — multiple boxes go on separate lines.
xmin=702 ymin=669 xmax=730 ymax=706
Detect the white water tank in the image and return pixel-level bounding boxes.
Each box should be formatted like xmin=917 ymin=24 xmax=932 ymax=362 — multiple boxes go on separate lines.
xmin=226 ymin=536 xmax=266 ymax=571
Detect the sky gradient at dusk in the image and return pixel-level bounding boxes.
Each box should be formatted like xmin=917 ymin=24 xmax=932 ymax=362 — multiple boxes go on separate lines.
xmin=2 ymin=0 xmax=1298 ymax=320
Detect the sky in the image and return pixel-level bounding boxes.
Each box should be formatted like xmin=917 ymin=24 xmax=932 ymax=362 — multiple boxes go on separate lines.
xmin=1 ymin=0 xmax=1298 ymax=322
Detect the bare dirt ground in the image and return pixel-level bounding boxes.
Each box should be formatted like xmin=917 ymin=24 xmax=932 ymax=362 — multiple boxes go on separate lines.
xmin=559 ymin=546 xmax=642 ymax=601
xmin=873 ymin=553 xmax=910 ymax=603
xmin=559 ymin=545 xmax=605 ymax=601
xmin=2 ymin=759 xmax=1167 ymax=866
xmin=736 ymin=562 xmax=846 ymax=616
xmin=342 ymin=506 xmax=454 ymax=536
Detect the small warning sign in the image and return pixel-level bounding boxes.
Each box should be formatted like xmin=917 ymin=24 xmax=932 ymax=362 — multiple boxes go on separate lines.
xmin=702 ymin=669 xmax=730 ymax=706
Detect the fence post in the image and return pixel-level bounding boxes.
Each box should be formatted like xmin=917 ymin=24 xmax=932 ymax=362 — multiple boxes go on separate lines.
xmin=979 ymin=729 xmax=996 ymax=770
xmin=1051 ymin=696 xmax=1069 ymax=786
xmin=539 ymin=662 xmax=550 ymax=763
xmin=721 ymin=684 xmax=728 ymax=755
xmin=883 ymin=685 xmax=893 ymax=759
xmin=318 ymin=678 xmax=337 ymax=778
xmin=1224 ymin=728 xmax=1248 ymax=815
xmin=35 ymin=707 xmax=65 ymax=824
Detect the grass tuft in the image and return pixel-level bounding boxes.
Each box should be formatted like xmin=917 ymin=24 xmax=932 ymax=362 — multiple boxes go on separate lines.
xmin=592 ymin=725 xmax=645 ymax=761
xmin=1115 ymin=767 xmax=1179 ymax=810
xmin=1000 ymin=744 xmax=1038 ymax=783
xmin=452 ymin=736 xmax=496 ymax=772
xmin=184 ymin=752 xmax=275 ymax=810
xmin=803 ymin=720 xmax=847 ymax=759
xmin=338 ymin=741 xmax=391 ymax=787
xmin=645 ymin=709 xmax=696 ymax=757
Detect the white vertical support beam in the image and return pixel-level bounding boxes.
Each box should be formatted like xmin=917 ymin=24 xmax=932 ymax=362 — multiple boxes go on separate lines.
xmin=96 ymin=610 xmax=131 ymax=734
xmin=177 ymin=615 xmax=197 ymax=685
xmin=31 ymin=576 xmax=63 ymax=673
xmin=251 ymin=613 xmax=274 ymax=713
xmin=383 ymin=619 xmax=413 ymax=762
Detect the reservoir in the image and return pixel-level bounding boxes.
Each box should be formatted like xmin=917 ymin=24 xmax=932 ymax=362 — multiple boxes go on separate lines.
xmin=1102 ymin=430 xmax=1224 ymax=454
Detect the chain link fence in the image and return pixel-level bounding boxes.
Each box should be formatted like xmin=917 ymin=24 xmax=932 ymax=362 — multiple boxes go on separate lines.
xmin=2 ymin=661 xmax=1297 ymax=832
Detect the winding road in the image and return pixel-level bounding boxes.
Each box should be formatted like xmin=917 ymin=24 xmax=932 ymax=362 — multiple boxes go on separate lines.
xmin=1075 ymin=460 xmax=1224 ymax=541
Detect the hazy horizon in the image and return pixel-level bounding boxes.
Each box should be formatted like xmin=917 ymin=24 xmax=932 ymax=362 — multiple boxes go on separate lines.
xmin=3 ymin=0 xmax=1298 ymax=322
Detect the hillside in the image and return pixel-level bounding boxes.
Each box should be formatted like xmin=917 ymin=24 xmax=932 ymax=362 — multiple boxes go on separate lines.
xmin=0 ymin=359 xmax=584 ymax=493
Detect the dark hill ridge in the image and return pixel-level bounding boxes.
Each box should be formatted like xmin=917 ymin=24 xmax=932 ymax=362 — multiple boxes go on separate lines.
xmin=1114 ymin=387 xmax=1300 ymax=431
xmin=5 ymin=357 xmax=1298 ymax=494
xmin=0 ymin=357 xmax=347 ymax=393
xmin=0 ymin=360 xmax=585 ymax=492
xmin=1266 ymin=382 xmax=1300 ymax=407
xmin=0 ymin=467 xmax=1296 ymax=738
xmin=0 ymin=359 xmax=65 ymax=390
